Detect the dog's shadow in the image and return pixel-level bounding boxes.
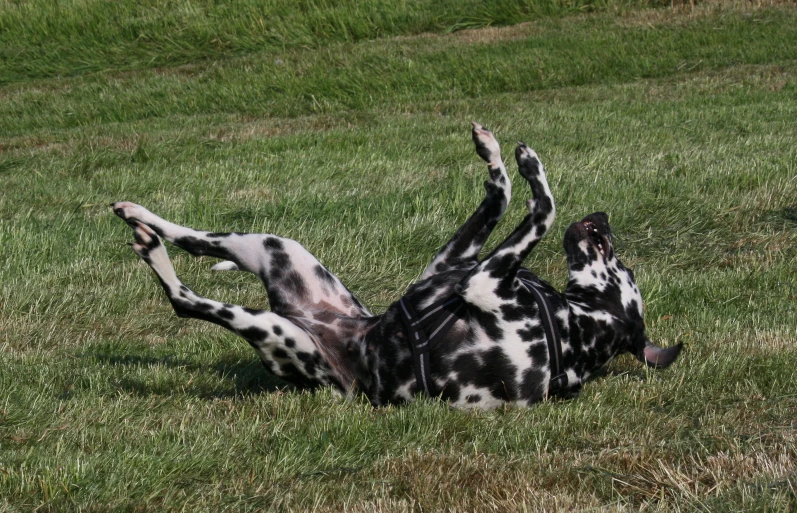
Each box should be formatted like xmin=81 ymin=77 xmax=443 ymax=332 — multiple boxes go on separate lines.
xmin=587 ymin=364 xmax=653 ymax=383
xmin=210 ymin=357 xmax=292 ymax=397
xmin=85 ymin=352 xmax=292 ymax=399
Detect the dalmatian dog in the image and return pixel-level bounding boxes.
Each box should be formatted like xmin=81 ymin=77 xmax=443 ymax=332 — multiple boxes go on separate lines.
xmin=112 ymin=123 xmax=681 ymax=408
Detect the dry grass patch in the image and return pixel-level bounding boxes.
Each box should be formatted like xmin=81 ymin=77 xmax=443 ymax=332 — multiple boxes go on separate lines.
xmin=205 ymin=113 xmax=349 ymax=143
xmin=616 ymin=0 xmax=796 ymax=27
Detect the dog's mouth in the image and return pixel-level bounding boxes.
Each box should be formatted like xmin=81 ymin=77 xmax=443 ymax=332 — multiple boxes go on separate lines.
xmin=582 ymin=219 xmax=609 ymax=257
xmin=564 ymin=212 xmax=613 ymax=262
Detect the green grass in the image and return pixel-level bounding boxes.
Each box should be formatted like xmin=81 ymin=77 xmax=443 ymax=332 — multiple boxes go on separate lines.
xmin=0 ymin=0 xmax=670 ymax=84
xmin=1 ymin=0 xmax=796 ymax=511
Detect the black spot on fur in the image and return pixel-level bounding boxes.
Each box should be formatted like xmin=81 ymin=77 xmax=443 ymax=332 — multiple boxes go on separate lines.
xmin=269 ymin=251 xmax=290 ymax=272
xmin=500 ymin=304 xmax=526 ymax=322
xmin=440 ymin=382 xmax=461 ymax=403
xmin=520 ymin=368 xmax=546 ymax=401
xmin=314 ymin=265 xmax=337 ymax=285
xmin=471 ymin=309 xmax=503 ymax=341
xmin=217 ymin=308 xmax=235 ymax=320
xmin=532 ymin=211 xmax=550 ymax=225
xmin=478 ymin=348 xmax=517 ymax=400
xmin=453 ymin=353 xmax=478 ymax=378
xmin=273 ymin=325 xmax=283 ymax=336
xmin=282 ymin=271 xmax=308 ymax=299
xmin=297 ymin=351 xmax=317 ymax=376
xmin=239 ymin=326 xmax=268 ymax=341
xmin=264 ymin=237 xmax=284 ymax=250
xmin=526 ymin=341 xmax=548 ymax=362
xmin=175 ymin=236 xmax=225 ymax=257
xmin=484 ymin=254 xmax=514 ymax=278
xmin=518 ymin=324 xmax=545 ymax=343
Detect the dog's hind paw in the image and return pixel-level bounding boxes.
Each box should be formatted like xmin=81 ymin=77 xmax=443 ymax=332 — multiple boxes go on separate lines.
xmin=130 ymin=222 xmax=162 ymax=260
xmin=112 ymin=201 xmax=145 ymax=224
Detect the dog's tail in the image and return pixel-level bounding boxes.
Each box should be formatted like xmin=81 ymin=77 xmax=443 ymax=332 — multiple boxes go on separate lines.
xmin=210 ymin=260 xmax=240 ymax=271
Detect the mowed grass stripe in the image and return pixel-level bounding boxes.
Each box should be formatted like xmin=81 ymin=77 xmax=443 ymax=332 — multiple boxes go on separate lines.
xmin=0 ymin=0 xmax=670 ymax=84
xmin=2 ymin=5 xmax=796 ymax=135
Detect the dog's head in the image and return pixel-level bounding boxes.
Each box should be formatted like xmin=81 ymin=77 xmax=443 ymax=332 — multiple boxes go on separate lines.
xmin=563 ymin=212 xmax=681 ymax=372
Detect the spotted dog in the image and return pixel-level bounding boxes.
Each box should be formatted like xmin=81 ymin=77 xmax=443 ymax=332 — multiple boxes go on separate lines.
xmin=112 ymin=123 xmax=681 ymax=409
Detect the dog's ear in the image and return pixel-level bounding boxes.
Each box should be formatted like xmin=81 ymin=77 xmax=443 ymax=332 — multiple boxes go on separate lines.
xmin=635 ymin=337 xmax=683 ymax=369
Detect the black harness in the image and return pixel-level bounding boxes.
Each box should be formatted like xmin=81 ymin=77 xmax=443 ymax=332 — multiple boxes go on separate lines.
xmin=397 ymin=295 xmax=464 ymax=396
xmin=398 ymin=275 xmax=568 ymax=398
xmin=517 ymin=275 xmax=569 ymax=393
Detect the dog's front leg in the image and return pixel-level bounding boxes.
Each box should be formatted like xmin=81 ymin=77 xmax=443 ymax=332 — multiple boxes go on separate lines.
xmin=127 ymin=222 xmax=337 ymax=391
xmin=420 ymin=123 xmax=511 ymax=280
xmin=455 ymin=143 xmax=555 ymax=311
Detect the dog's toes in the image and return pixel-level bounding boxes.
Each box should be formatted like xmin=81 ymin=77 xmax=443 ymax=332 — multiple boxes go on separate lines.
xmin=130 ymin=242 xmax=146 ymax=257
xmin=130 ymin=223 xmax=162 ymax=260
xmin=112 ymin=201 xmax=142 ymax=223
xmin=515 ymin=144 xmax=542 ymax=180
xmin=133 ymin=222 xmax=159 ymax=248
xmin=471 ymin=122 xmax=501 ymax=164
xmin=515 ymin=143 xmax=539 ymax=162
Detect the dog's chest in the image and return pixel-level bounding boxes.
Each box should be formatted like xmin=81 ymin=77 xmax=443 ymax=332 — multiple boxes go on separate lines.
xmin=373 ymin=273 xmax=573 ymax=408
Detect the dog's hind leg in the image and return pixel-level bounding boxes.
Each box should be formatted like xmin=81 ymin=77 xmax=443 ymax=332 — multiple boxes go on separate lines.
xmin=455 ymin=143 xmax=555 ymax=311
xmin=112 ymin=202 xmax=370 ymax=319
xmin=420 ymin=123 xmax=511 ymax=280
xmin=126 ymin=222 xmax=346 ymax=391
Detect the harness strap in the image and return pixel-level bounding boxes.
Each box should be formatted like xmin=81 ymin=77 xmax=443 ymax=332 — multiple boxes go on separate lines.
xmin=519 ymin=277 xmax=568 ymax=393
xmin=399 ymin=277 xmax=565 ymax=398
xmin=398 ymin=295 xmax=464 ymax=397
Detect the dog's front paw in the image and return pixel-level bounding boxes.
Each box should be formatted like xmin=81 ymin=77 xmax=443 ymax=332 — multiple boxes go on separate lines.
xmin=515 ymin=143 xmax=542 ymax=180
xmin=111 ymin=201 xmax=146 ymax=225
xmin=471 ymin=122 xmax=502 ymax=166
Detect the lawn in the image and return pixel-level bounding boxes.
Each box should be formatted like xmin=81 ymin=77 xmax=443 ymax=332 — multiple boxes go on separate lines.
xmin=1 ymin=0 xmax=795 ymax=511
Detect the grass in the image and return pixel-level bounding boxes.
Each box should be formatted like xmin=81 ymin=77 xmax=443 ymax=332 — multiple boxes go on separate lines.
xmin=1 ymin=0 xmax=796 ymax=511
xmin=0 ymin=0 xmax=671 ymax=84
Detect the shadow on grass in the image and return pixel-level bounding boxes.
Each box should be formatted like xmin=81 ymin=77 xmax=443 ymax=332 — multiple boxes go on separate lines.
xmin=210 ymin=357 xmax=292 ymax=397
xmin=779 ymin=207 xmax=797 ymax=225
xmin=87 ymin=351 xmax=292 ymax=399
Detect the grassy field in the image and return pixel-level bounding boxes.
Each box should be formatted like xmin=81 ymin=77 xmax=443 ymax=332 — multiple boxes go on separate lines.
xmin=1 ymin=0 xmax=796 ymax=510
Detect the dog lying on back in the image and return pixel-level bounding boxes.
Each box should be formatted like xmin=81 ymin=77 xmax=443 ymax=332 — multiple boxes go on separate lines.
xmin=112 ymin=123 xmax=681 ymax=409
